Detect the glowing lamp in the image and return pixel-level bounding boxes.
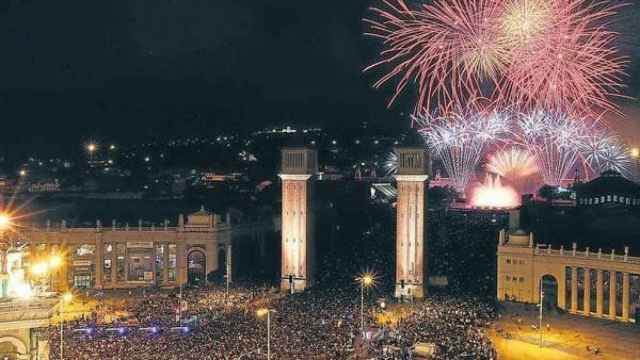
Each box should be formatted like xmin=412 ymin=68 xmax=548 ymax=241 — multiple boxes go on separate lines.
xmin=0 ymin=214 xmax=10 ymax=230
xmin=49 ymin=255 xmax=63 ymax=269
xmin=62 ymin=292 xmax=73 ymax=303
xmin=31 ymin=262 xmax=49 ymax=276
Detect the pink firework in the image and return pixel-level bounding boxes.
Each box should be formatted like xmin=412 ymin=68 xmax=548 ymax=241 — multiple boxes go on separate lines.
xmin=499 ymin=0 xmax=628 ymax=116
xmin=364 ymin=0 xmax=506 ymax=115
xmin=365 ymin=0 xmax=627 ymax=117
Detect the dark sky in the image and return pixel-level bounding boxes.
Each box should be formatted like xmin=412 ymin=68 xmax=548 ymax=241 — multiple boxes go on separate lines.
xmin=1 ymin=0 xmax=639 ymax=156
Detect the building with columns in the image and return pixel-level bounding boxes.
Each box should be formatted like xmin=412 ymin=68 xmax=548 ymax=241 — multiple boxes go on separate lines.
xmin=15 ymin=208 xmax=270 ymax=291
xmin=497 ymin=218 xmax=640 ymax=323
xmin=279 ymin=148 xmax=317 ymax=293
xmin=394 ymin=147 xmax=431 ymax=299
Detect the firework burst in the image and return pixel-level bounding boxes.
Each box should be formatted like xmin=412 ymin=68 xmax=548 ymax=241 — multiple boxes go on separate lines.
xmin=500 ymin=0 xmax=628 ymax=116
xmin=579 ymin=126 xmax=632 ymax=178
xmin=365 ymin=0 xmax=627 ymax=116
xmin=364 ymin=0 xmax=506 ymax=115
xmin=486 ymin=146 xmax=538 ymax=179
xmin=383 ymin=150 xmax=399 ymax=176
xmin=513 ymin=111 xmax=589 ymax=186
xmin=415 ymin=109 xmax=509 ymax=191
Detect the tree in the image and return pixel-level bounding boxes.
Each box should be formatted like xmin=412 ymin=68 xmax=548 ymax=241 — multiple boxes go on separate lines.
xmin=538 ymin=185 xmax=557 ymax=202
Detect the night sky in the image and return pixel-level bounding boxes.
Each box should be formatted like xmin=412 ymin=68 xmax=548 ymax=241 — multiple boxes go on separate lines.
xmin=1 ymin=0 xmax=639 ymax=156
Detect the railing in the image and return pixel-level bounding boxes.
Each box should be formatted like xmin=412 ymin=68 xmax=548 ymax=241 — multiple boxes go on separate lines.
xmin=534 ymin=246 xmax=640 ymax=265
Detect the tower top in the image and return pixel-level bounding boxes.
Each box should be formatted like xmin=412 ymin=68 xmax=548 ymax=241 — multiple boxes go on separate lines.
xmin=281 ymin=147 xmax=318 ymax=175
xmin=395 ymin=147 xmax=431 ymax=176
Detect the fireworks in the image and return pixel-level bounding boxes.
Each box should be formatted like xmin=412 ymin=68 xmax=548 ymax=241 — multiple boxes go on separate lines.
xmin=383 ymin=150 xmax=399 ymax=176
xmin=512 ymin=111 xmax=587 ymax=186
xmin=579 ymin=127 xmax=632 ymax=178
xmin=364 ymin=0 xmax=506 ymax=114
xmin=415 ymin=109 xmax=509 ymax=191
xmin=486 ymin=147 xmax=538 ymax=179
xmin=365 ymin=0 xmax=627 ymax=116
xmin=501 ymin=0 xmax=628 ymax=116
xmin=414 ymin=108 xmax=632 ymax=192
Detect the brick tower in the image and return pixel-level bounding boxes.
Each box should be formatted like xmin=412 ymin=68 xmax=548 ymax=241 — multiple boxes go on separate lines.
xmin=395 ymin=147 xmax=430 ymax=299
xmin=279 ymin=148 xmax=317 ymax=293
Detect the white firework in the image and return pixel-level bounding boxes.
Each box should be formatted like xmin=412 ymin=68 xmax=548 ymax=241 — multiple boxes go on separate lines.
xmin=414 ymin=109 xmax=509 ymax=192
xmin=579 ymin=127 xmax=632 ymax=179
xmin=384 ymin=150 xmax=399 ymax=176
xmin=514 ymin=111 xmax=586 ymax=186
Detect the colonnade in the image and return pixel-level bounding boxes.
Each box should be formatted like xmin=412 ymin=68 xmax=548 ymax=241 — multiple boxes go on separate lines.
xmin=566 ymin=266 xmax=633 ymax=321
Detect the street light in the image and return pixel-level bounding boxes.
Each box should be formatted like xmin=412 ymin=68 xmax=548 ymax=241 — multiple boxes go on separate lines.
xmin=356 ymin=272 xmax=376 ymax=339
xmin=60 ymin=292 xmax=73 ymax=360
xmin=257 ymin=308 xmax=276 ymax=360
xmin=86 ymin=143 xmax=97 ymax=164
xmin=31 ymin=261 xmax=49 ymax=276
xmin=49 ymin=255 xmax=63 ymax=269
xmin=0 ymin=213 xmax=11 ymax=231
xmin=539 ymin=278 xmax=544 ymax=347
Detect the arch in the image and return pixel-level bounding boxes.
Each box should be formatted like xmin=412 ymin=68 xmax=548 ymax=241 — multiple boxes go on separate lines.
xmin=187 ymin=249 xmax=206 ymax=285
xmin=540 ymin=274 xmax=559 ymax=309
xmin=0 ymin=336 xmax=27 ymax=357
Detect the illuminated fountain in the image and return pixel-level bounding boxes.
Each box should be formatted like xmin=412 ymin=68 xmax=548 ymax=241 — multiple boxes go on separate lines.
xmin=470 ymin=174 xmax=521 ymax=209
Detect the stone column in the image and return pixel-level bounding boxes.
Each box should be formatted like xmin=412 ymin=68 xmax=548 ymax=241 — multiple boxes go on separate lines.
xmin=95 ymin=234 xmax=103 ymax=289
xmin=163 ymin=243 xmax=169 ymax=284
xmin=609 ymin=271 xmax=617 ymax=319
xmin=571 ymin=267 xmax=578 ymax=313
xmin=152 ymin=242 xmax=158 ymax=285
xmin=583 ymin=269 xmax=591 ymax=316
xmin=596 ymin=269 xmax=604 ymax=316
xmin=279 ymin=148 xmax=317 ymax=293
xmin=110 ymin=243 xmax=117 ymax=287
xmin=558 ymin=270 xmax=566 ymax=310
xmin=394 ymin=147 xmax=430 ymax=299
xmin=123 ymin=244 xmax=129 ymax=283
xmin=176 ymin=240 xmax=186 ymax=286
xmin=622 ymin=272 xmax=630 ymax=321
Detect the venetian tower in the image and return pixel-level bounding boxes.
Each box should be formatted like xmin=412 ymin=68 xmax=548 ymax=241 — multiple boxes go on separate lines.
xmin=395 ymin=147 xmax=431 ymax=299
xmin=279 ymin=147 xmax=317 ymax=293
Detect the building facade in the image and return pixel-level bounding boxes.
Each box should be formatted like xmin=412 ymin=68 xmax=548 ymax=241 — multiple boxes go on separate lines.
xmin=16 ymin=209 xmax=270 ymax=291
xmin=497 ymin=225 xmax=640 ymax=323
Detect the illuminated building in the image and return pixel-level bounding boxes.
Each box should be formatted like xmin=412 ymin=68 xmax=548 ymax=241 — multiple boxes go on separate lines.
xmin=17 ymin=209 xmax=270 ymax=290
xmin=497 ymin=210 xmax=640 ymax=323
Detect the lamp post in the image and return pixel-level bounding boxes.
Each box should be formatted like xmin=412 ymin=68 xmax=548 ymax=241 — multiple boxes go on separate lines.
xmin=60 ymin=292 xmax=72 ymax=360
xmin=257 ymin=308 xmax=276 ymax=360
xmin=357 ymin=273 xmax=374 ymax=338
xmin=86 ymin=143 xmax=97 ymax=166
xmin=539 ymin=278 xmax=544 ymax=347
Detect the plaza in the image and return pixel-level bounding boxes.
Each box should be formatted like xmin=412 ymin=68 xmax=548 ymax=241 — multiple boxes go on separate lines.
xmin=490 ymin=302 xmax=640 ymax=360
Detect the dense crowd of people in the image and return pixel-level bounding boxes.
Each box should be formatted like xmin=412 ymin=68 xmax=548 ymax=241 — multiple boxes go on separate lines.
xmin=47 ymin=284 xmax=497 ymax=359
xmin=46 ymin=204 xmax=505 ymax=359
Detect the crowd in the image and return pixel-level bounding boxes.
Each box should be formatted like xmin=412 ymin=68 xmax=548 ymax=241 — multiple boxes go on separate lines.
xmin=45 ymin=205 xmax=504 ymax=359
xmin=47 ymin=283 xmax=497 ymax=359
